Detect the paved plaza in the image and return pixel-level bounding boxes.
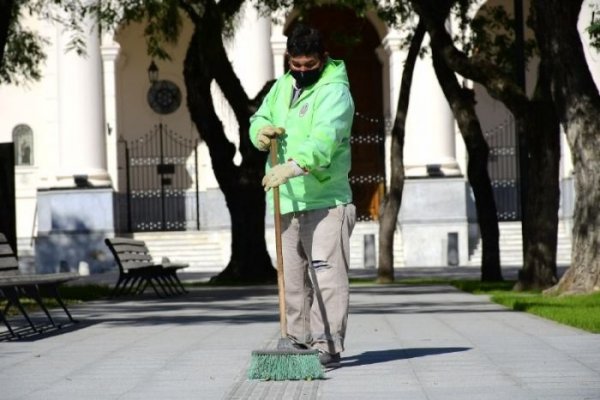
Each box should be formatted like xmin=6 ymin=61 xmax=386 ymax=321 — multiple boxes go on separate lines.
xmin=1 ymin=267 xmax=599 ymax=399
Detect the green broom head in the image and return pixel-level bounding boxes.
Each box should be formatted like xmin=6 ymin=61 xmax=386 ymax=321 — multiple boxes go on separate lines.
xmin=248 ymin=349 xmax=324 ymax=381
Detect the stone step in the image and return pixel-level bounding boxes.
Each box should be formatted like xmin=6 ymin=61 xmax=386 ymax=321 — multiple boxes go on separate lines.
xmin=133 ymin=231 xmax=227 ymax=272
xmin=468 ymin=221 xmax=572 ymax=266
xmin=132 ymin=221 xmax=404 ymax=272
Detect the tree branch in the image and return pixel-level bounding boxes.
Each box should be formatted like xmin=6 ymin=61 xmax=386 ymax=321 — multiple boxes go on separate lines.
xmin=0 ymin=0 xmax=16 ymax=69
xmin=410 ymin=0 xmax=529 ymax=115
xmin=218 ymin=0 xmax=245 ymax=20
xmin=178 ymin=0 xmax=201 ymax=24
xmin=200 ymin=0 xmax=251 ymax=128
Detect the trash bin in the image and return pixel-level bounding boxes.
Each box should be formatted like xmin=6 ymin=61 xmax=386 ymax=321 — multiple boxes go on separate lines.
xmin=364 ymin=234 xmax=376 ymax=269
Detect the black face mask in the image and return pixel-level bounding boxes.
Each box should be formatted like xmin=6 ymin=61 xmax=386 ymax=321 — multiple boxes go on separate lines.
xmin=290 ymin=67 xmax=322 ymax=88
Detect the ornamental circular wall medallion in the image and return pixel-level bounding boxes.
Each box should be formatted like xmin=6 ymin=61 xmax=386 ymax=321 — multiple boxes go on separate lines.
xmin=147 ymin=80 xmax=182 ymax=114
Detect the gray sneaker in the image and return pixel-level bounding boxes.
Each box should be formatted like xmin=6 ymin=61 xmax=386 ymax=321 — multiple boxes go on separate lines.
xmin=318 ymin=351 xmax=341 ymax=368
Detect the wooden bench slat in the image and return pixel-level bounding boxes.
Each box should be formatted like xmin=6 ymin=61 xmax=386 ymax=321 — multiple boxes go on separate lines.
xmin=0 ymin=244 xmax=14 ymax=255
xmin=0 ymin=272 xmax=79 ymax=288
xmin=111 ymin=243 xmax=150 ymax=252
xmin=108 ymin=238 xmax=146 ymax=246
xmin=121 ymin=261 xmax=156 ymax=270
xmin=0 ymin=256 xmax=18 ymax=269
xmin=0 ymin=237 xmax=80 ymax=337
xmin=116 ymin=253 xmax=153 ymax=262
xmin=105 ymin=237 xmax=188 ymax=297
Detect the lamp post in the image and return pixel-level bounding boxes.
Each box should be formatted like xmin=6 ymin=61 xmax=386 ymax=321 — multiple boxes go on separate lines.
xmin=148 ymin=60 xmax=159 ymax=85
xmin=147 ymin=60 xmax=167 ymax=229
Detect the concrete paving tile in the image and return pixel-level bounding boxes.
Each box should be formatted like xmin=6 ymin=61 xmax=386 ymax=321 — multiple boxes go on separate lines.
xmin=2 ymin=271 xmax=600 ymax=400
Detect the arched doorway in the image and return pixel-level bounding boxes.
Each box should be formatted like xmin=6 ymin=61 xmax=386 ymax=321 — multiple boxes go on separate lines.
xmin=285 ymin=6 xmax=385 ymax=221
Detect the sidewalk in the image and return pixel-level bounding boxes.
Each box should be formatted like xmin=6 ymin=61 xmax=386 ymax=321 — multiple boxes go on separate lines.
xmin=1 ymin=268 xmax=599 ymax=400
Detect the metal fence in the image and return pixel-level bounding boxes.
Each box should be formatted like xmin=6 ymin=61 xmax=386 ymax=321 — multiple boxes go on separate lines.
xmin=120 ymin=124 xmax=199 ymax=232
xmin=484 ymin=116 xmax=521 ymax=221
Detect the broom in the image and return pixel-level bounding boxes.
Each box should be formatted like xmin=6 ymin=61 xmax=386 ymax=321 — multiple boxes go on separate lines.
xmin=247 ymin=138 xmax=324 ymax=381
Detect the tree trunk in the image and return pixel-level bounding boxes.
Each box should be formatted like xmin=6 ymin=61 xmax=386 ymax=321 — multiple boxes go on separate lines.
xmin=182 ymin=15 xmax=275 ymax=283
xmin=515 ymin=61 xmax=560 ymax=291
xmin=377 ymin=22 xmax=425 ymax=283
xmin=0 ymin=0 xmax=15 ymax=68
xmin=412 ymin=0 xmax=565 ymax=286
xmin=431 ymin=46 xmax=502 ymax=282
xmin=533 ymin=0 xmax=600 ymax=294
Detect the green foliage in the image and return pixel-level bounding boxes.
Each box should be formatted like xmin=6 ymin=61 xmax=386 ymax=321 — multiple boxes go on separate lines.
xmin=468 ymin=5 xmax=537 ymax=77
xmin=1 ymin=0 xmax=237 ymax=83
xmin=376 ymin=0 xmax=415 ymax=28
xmin=257 ymin=0 xmax=374 ymax=16
xmin=0 ymin=23 xmax=47 ymax=84
xmin=374 ymin=0 xmax=420 ymax=52
xmin=84 ymin=0 xmax=184 ymax=61
xmin=375 ymin=0 xmax=538 ymax=72
xmin=1 ymin=0 xmax=100 ymax=84
xmin=1 ymin=0 xmax=46 ymax=84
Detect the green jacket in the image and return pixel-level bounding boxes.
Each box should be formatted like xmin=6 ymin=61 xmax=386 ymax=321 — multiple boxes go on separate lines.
xmin=250 ymin=58 xmax=355 ymax=214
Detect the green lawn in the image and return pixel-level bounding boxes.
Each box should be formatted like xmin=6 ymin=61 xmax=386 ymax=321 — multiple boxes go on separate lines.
xmin=449 ymin=279 xmax=600 ymax=333
xmin=349 ymin=277 xmax=600 ymax=334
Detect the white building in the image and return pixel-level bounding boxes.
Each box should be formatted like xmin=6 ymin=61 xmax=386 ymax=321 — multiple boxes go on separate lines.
xmin=1 ymin=1 xmax=598 ymax=273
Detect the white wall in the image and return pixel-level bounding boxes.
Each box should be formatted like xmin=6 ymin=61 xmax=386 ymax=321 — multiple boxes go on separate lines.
xmin=0 ymin=17 xmax=60 ymax=240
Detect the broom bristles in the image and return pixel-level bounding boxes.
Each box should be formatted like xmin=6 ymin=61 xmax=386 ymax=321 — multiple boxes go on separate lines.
xmin=248 ymin=349 xmax=324 ymax=380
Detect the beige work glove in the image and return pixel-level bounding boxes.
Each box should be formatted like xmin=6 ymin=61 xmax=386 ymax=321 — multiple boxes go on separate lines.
xmin=262 ymin=161 xmax=305 ymax=191
xmin=257 ymin=126 xmax=285 ymax=151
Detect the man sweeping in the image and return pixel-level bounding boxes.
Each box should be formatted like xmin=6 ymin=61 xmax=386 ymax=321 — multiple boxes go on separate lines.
xmin=250 ymin=23 xmax=356 ymax=369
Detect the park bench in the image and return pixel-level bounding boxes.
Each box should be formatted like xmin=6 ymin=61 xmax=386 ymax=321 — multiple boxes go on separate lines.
xmin=0 ymin=233 xmax=79 ymax=338
xmin=104 ymin=237 xmax=188 ymax=298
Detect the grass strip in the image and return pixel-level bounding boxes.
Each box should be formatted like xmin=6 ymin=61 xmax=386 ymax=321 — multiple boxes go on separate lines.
xmin=449 ymin=279 xmax=600 ymax=333
xmin=489 ymin=291 xmax=600 ymax=333
xmin=349 ymin=277 xmax=600 ymax=333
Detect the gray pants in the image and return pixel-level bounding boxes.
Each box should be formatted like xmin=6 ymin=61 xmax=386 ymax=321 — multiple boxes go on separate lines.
xmin=281 ymin=204 xmax=356 ymax=354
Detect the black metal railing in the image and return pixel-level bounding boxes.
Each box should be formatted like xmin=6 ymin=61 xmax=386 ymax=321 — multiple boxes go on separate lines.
xmin=119 ymin=124 xmax=200 ymax=232
xmin=484 ymin=116 xmax=521 ymax=221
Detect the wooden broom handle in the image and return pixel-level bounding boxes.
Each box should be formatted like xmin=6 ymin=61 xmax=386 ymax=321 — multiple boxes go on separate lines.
xmin=270 ymin=138 xmax=287 ymax=338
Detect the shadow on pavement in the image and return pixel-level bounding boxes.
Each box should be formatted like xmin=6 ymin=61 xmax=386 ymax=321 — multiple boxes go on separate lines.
xmin=341 ymin=347 xmax=471 ymax=367
xmin=0 ymin=320 xmax=98 ymax=342
xmin=348 ymin=285 xmax=508 ymax=315
xmin=1 ymin=283 xmax=513 ymax=341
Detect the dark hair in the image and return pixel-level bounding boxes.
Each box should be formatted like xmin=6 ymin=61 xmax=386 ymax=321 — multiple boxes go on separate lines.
xmin=286 ymin=23 xmax=325 ymax=57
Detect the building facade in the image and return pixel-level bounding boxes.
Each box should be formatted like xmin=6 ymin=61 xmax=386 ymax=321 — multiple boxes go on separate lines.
xmin=1 ymin=1 xmax=598 ymax=273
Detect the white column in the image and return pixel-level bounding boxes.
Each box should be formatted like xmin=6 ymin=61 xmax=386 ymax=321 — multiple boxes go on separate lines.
xmin=231 ymin=4 xmax=273 ymax=97
xmin=101 ymin=32 xmax=121 ymax=190
xmin=381 ymin=30 xmax=404 ymax=188
xmin=404 ymin=34 xmax=460 ymax=177
xmin=56 ymin=15 xmax=109 ymax=186
xmin=270 ymin=18 xmax=287 ymax=79
xmin=382 ymin=30 xmax=404 ymax=122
